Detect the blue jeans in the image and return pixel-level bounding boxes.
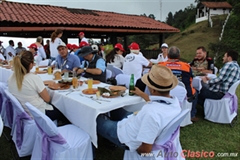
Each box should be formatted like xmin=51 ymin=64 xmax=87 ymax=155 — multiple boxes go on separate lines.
xmin=197 ymin=84 xmax=225 ymax=107
xmin=191 ymin=91 xmax=198 ymax=118
xmin=97 ymin=108 xmax=131 ymax=150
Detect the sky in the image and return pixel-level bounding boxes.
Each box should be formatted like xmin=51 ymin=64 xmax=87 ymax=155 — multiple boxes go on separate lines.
xmin=0 ymin=0 xmax=196 ymax=48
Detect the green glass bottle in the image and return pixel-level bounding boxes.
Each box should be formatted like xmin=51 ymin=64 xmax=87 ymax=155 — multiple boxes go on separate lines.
xmin=129 ymin=74 xmax=135 ymax=96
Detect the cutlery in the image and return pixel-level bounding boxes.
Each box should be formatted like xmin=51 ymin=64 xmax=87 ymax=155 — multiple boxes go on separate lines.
xmin=89 ymin=96 xmax=111 ymax=102
xmin=79 ymin=94 xmax=101 ymax=104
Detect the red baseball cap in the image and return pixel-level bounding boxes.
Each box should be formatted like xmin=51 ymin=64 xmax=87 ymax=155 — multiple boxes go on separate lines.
xmin=128 ymin=42 xmax=140 ymax=50
xmin=27 ymin=43 xmax=37 ymax=49
xmin=71 ymin=44 xmax=79 ymax=49
xmin=79 ymin=41 xmax=89 ymax=48
xmin=79 ymin=32 xmax=84 ymax=36
xmin=114 ymin=43 xmax=125 ymax=52
xmin=66 ymin=43 xmax=72 ymax=50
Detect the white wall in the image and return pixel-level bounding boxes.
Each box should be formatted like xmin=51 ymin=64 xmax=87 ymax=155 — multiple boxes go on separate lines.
xmin=209 ymin=8 xmax=231 ymax=16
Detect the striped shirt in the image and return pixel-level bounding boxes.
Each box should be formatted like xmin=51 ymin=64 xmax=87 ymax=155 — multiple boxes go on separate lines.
xmin=208 ymin=61 xmax=240 ymax=93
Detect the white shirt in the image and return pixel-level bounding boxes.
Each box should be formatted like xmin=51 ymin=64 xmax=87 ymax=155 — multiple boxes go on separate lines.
xmin=109 ymin=54 xmax=125 ymax=69
xmin=81 ymin=37 xmax=88 ymax=43
xmin=4 ymin=45 xmax=16 ymax=61
xmin=123 ymin=53 xmax=149 ymax=79
xmin=150 ymin=53 xmax=168 ymax=64
xmin=8 ymin=73 xmax=53 ymax=114
xmin=37 ymin=46 xmax=47 ymax=60
xmin=50 ymin=37 xmax=62 ymax=58
xmin=0 ymin=53 xmax=5 ymax=60
xmin=117 ymin=96 xmax=181 ymax=151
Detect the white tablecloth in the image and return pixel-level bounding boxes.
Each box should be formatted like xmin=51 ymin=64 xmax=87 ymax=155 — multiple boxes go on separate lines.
xmin=37 ymin=74 xmax=145 ymax=147
xmin=192 ymin=74 xmax=217 ymax=91
xmin=1 ymin=67 xmax=145 ymax=147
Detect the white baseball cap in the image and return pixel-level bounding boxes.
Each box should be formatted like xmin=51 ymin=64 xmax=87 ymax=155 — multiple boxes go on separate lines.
xmin=57 ymin=41 xmax=66 ymax=49
xmin=161 ymin=43 xmax=168 ymax=48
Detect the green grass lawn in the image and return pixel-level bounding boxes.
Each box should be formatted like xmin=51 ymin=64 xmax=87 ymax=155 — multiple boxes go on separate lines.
xmin=1 ymin=88 xmax=239 ymax=160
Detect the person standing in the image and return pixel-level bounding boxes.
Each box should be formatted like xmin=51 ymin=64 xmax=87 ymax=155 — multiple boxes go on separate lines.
xmin=15 ymin=42 xmax=26 ymax=55
xmin=4 ymin=40 xmax=16 ymax=61
xmin=35 ymin=36 xmax=47 ymax=61
xmin=198 ymin=50 xmax=240 ymax=106
xmin=44 ymin=40 xmax=51 ymax=59
xmin=0 ymin=40 xmax=5 ymax=58
xmin=50 ymin=29 xmax=63 ymax=61
xmin=123 ymin=42 xmax=152 ymax=79
xmin=79 ymin=32 xmax=88 ymax=43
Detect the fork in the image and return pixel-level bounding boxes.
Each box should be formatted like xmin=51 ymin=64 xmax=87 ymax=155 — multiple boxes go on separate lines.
xmin=79 ymin=94 xmax=101 ymax=104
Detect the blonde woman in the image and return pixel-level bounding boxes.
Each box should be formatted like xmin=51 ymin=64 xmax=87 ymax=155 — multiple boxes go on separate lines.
xmin=8 ymin=51 xmax=68 ymax=122
xmin=50 ymin=29 xmax=63 ymax=61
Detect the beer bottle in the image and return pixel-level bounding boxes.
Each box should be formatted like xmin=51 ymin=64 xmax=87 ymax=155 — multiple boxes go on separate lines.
xmin=129 ymin=74 xmax=135 ymax=96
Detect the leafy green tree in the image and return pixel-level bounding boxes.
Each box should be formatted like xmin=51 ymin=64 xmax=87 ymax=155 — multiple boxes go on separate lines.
xmin=148 ymin=14 xmax=156 ymax=20
xmin=166 ymin=12 xmax=174 ymax=26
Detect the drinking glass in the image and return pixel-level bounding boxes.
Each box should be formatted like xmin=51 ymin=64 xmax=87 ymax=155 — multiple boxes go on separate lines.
xmin=88 ymin=78 xmax=93 ymax=90
xmin=63 ymin=72 xmax=69 ymax=81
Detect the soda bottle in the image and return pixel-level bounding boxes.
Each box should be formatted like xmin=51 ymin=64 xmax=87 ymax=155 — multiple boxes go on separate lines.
xmin=129 ymin=74 xmax=135 ymax=96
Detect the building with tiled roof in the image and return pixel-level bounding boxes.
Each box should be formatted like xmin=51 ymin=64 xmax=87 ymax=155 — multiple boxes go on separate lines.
xmin=196 ymin=1 xmax=232 ymax=23
xmin=0 ymin=0 xmax=179 ymax=48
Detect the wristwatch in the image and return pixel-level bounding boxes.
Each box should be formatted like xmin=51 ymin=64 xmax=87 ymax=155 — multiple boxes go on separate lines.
xmin=84 ymin=67 xmax=87 ymax=72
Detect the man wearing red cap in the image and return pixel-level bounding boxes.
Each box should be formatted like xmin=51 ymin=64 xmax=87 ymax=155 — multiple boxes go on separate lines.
xmin=15 ymin=42 xmax=26 ymax=55
xmin=79 ymin=32 xmax=88 ymax=43
xmin=123 ymin=42 xmax=152 ymax=79
xmin=28 ymin=43 xmax=38 ymax=55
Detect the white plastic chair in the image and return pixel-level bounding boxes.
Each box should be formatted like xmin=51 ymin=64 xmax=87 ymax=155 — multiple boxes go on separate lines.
xmin=0 ymin=115 xmax=3 ymax=137
xmin=204 ymin=80 xmax=240 ymax=125
xmin=106 ymin=69 xmax=112 ymax=80
xmin=4 ymin=90 xmax=37 ymax=157
xmin=170 ymin=85 xmax=193 ymax=127
xmin=25 ymin=102 xmax=93 ymax=160
xmin=116 ymin=74 xmax=137 ymax=89
xmin=107 ymin=64 xmax=123 ymax=77
xmin=123 ymin=109 xmax=189 ymax=160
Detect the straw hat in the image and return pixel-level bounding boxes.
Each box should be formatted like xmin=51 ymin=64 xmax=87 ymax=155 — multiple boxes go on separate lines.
xmin=141 ymin=65 xmax=178 ymax=91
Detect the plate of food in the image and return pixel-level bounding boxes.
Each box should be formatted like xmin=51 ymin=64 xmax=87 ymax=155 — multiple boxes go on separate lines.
xmin=109 ymin=86 xmax=127 ymax=92
xmin=84 ymin=80 xmax=100 ymax=84
xmin=2 ymin=65 xmax=11 ymax=69
xmin=35 ymin=70 xmax=47 ymax=74
xmin=53 ymin=71 xmax=62 ymax=80
xmin=48 ymin=83 xmax=71 ymax=90
xmin=39 ymin=66 xmax=48 ymax=68
xmin=43 ymin=80 xmax=55 ymax=86
xmin=98 ymin=87 xmax=125 ymax=98
xmin=82 ymin=88 xmax=98 ymax=95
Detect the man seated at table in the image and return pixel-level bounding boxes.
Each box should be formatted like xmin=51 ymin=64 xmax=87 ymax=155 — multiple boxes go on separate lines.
xmin=55 ymin=42 xmax=80 ymax=73
xmin=190 ymin=46 xmax=214 ymax=75
xmin=75 ymin=46 xmax=106 ymax=82
xmin=159 ymin=46 xmax=199 ymax=122
xmin=198 ymin=50 xmax=240 ymax=106
xmin=97 ymin=65 xmax=182 ymax=157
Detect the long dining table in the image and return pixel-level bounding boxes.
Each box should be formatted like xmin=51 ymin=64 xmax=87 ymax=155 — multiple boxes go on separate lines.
xmin=0 ymin=66 xmax=145 ymax=147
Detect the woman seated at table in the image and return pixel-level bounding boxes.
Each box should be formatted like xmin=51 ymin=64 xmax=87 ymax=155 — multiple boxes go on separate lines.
xmin=106 ymin=43 xmax=125 ymax=69
xmin=8 ymin=50 xmax=69 ymax=123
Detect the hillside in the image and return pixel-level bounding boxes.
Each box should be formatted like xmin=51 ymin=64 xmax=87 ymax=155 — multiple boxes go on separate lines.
xmin=151 ymin=15 xmax=226 ymax=62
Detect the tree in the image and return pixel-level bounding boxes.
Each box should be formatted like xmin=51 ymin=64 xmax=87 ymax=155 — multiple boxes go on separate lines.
xmin=148 ymin=14 xmax=156 ymax=20
xmin=166 ymin=12 xmax=174 ymax=25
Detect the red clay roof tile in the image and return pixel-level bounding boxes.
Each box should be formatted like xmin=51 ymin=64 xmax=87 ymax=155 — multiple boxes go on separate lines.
xmin=0 ymin=1 xmax=179 ymax=32
xmin=201 ymin=2 xmax=232 ymax=9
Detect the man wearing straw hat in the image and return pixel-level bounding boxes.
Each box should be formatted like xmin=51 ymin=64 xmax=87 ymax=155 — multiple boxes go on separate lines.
xmin=97 ymin=65 xmax=182 ymax=157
